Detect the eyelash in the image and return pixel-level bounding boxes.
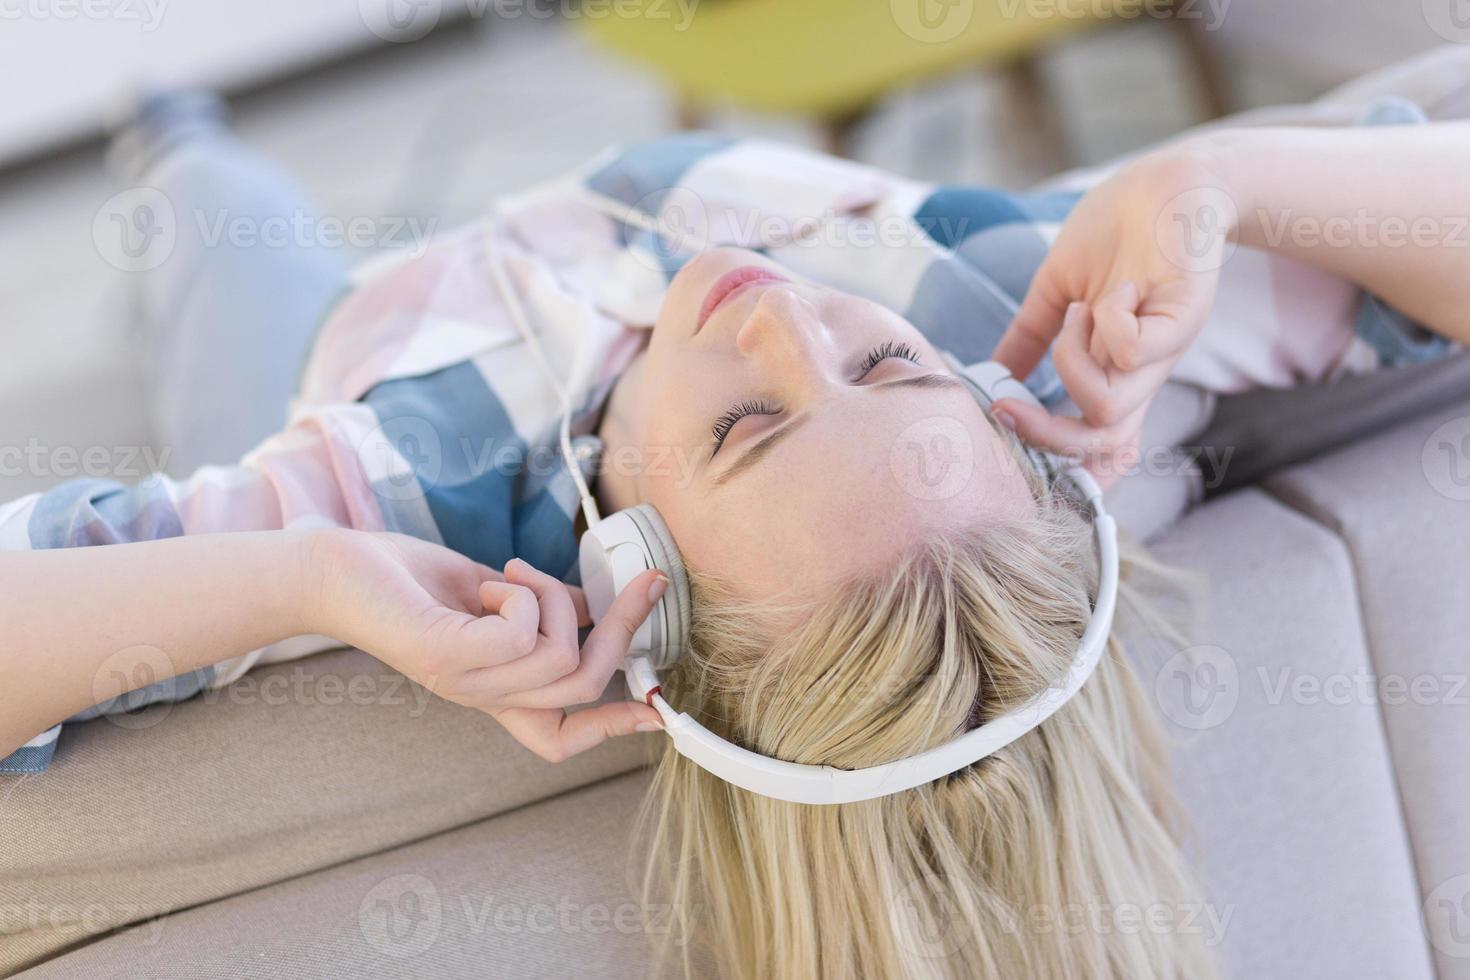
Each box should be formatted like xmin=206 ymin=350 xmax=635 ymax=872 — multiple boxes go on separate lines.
xmin=709 ymin=341 xmax=923 ymax=453
xmin=856 ymin=340 xmax=921 ymax=377
xmin=712 ymin=399 xmax=777 ymax=451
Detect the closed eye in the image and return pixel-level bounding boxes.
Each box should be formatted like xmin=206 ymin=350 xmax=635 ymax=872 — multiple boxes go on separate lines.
xmin=854 ymin=340 xmax=922 ymax=379
xmin=711 ymin=398 xmax=778 ymax=455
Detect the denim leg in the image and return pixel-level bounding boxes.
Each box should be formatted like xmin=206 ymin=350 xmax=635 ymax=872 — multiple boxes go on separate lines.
xmin=111 ymin=92 xmax=351 ymax=474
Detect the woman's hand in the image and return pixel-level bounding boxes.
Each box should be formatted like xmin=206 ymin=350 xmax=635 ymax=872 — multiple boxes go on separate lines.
xmin=993 ymin=141 xmax=1234 ymax=487
xmin=301 ymin=528 xmax=666 ymax=761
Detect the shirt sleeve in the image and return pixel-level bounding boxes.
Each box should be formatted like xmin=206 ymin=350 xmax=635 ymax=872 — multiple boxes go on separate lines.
xmin=0 ymin=399 xmax=428 ymax=774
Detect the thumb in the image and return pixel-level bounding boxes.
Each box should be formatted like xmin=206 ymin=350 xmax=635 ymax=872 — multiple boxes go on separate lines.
xmin=579 ymin=569 xmax=671 ymax=677
xmin=992 ymin=397 xmax=1094 ymax=461
xmin=995 ymin=263 xmax=1070 ymax=381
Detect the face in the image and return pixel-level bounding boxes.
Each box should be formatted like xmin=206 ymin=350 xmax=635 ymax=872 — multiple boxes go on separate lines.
xmin=598 ymin=247 xmax=1035 ymax=601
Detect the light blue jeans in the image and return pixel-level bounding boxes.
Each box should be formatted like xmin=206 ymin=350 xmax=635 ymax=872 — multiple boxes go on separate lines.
xmin=118 ymin=93 xmax=351 ymax=473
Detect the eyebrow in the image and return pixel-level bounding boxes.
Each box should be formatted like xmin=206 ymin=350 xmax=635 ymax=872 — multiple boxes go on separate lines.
xmin=710 ymin=372 xmax=967 ymax=487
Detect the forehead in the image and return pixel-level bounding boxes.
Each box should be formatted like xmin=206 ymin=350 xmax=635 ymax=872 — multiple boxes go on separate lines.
xmin=683 ymin=385 xmax=1033 ymax=589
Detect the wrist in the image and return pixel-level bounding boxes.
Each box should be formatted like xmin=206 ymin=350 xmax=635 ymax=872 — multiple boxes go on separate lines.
xmin=292 ymin=527 xmax=344 ymax=639
xmin=1168 ymin=128 xmax=1268 ymax=245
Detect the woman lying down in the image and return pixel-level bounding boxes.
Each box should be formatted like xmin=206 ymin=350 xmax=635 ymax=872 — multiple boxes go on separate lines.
xmin=2 ymin=93 xmax=1467 ymax=978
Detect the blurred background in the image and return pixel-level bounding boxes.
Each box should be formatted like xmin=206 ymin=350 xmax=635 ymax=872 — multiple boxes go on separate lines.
xmin=0 ymin=0 xmax=1456 ymax=500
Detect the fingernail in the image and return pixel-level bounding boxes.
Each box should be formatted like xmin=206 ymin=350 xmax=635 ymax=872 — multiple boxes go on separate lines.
xmin=993 ymin=409 xmax=1017 ymax=432
xmin=635 ymin=721 xmax=663 ymax=733
xmin=647 ymin=573 xmax=669 ymax=603
xmin=505 ymin=557 xmax=525 ymax=573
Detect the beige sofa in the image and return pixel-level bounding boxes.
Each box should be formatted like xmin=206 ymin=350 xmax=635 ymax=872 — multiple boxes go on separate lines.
xmin=5 ymin=48 xmax=1470 ymax=980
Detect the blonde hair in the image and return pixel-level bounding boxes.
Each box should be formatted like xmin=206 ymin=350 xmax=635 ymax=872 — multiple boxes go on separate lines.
xmin=636 ymin=445 xmax=1219 ymax=979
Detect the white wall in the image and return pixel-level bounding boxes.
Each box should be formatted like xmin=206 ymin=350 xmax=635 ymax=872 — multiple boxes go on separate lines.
xmin=0 ymin=0 xmax=470 ymax=164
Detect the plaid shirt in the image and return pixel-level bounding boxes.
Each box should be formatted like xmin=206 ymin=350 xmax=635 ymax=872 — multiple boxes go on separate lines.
xmin=3 ymin=112 xmax=1444 ymax=773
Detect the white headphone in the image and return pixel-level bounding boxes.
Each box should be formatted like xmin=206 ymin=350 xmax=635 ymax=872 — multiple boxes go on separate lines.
xmin=485 ymin=199 xmax=1118 ymax=806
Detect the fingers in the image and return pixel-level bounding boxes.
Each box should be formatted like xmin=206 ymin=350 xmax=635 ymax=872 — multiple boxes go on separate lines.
xmin=1087 ymin=281 xmax=1138 ymax=368
xmin=566 ymin=585 xmax=592 ymax=629
xmin=994 ymin=263 xmax=1070 ymax=381
xmin=1052 ymin=299 xmax=1173 ymax=429
xmin=471 ymin=580 xmax=540 ymax=659
xmin=497 ymin=568 xmax=668 ymax=710
xmin=1093 ymin=277 xmax=1206 ymax=373
xmin=503 ymin=558 xmax=578 ymax=650
xmin=993 ymin=396 xmax=1147 ymax=491
xmin=493 ymin=700 xmax=663 ymax=764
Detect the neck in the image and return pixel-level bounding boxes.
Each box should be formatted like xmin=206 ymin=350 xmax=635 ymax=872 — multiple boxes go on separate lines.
xmin=592 ymin=349 xmax=646 ymax=516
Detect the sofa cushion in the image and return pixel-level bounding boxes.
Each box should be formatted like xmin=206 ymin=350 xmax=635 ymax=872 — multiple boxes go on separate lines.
xmin=12 ymin=771 xmax=693 ymax=980
xmin=0 ymin=648 xmax=656 ymax=976
xmin=1134 ymin=488 xmax=1435 ymax=980
xmin=1263 ymin=397 xmax=1470 ymax=979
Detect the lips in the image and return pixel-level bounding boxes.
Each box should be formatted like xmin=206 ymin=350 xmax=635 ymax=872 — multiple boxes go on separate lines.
xmin=696 ymin=266 xmax=790 ymax=331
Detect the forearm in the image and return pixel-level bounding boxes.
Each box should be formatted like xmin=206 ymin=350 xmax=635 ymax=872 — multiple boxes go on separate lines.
xmin=1197 ymin=122 xmax=1470 ymax=339
xmin=0 ymin=531 xmax=312 ymax=760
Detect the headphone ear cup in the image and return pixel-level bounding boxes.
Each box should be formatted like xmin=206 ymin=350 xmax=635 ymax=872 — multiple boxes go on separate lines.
xmin=623 ymin=504 xmax=691 ymax=669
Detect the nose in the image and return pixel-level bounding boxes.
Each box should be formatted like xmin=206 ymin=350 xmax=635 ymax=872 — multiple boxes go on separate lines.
xmin=734 ymin=286 xmax=830 ymax=386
